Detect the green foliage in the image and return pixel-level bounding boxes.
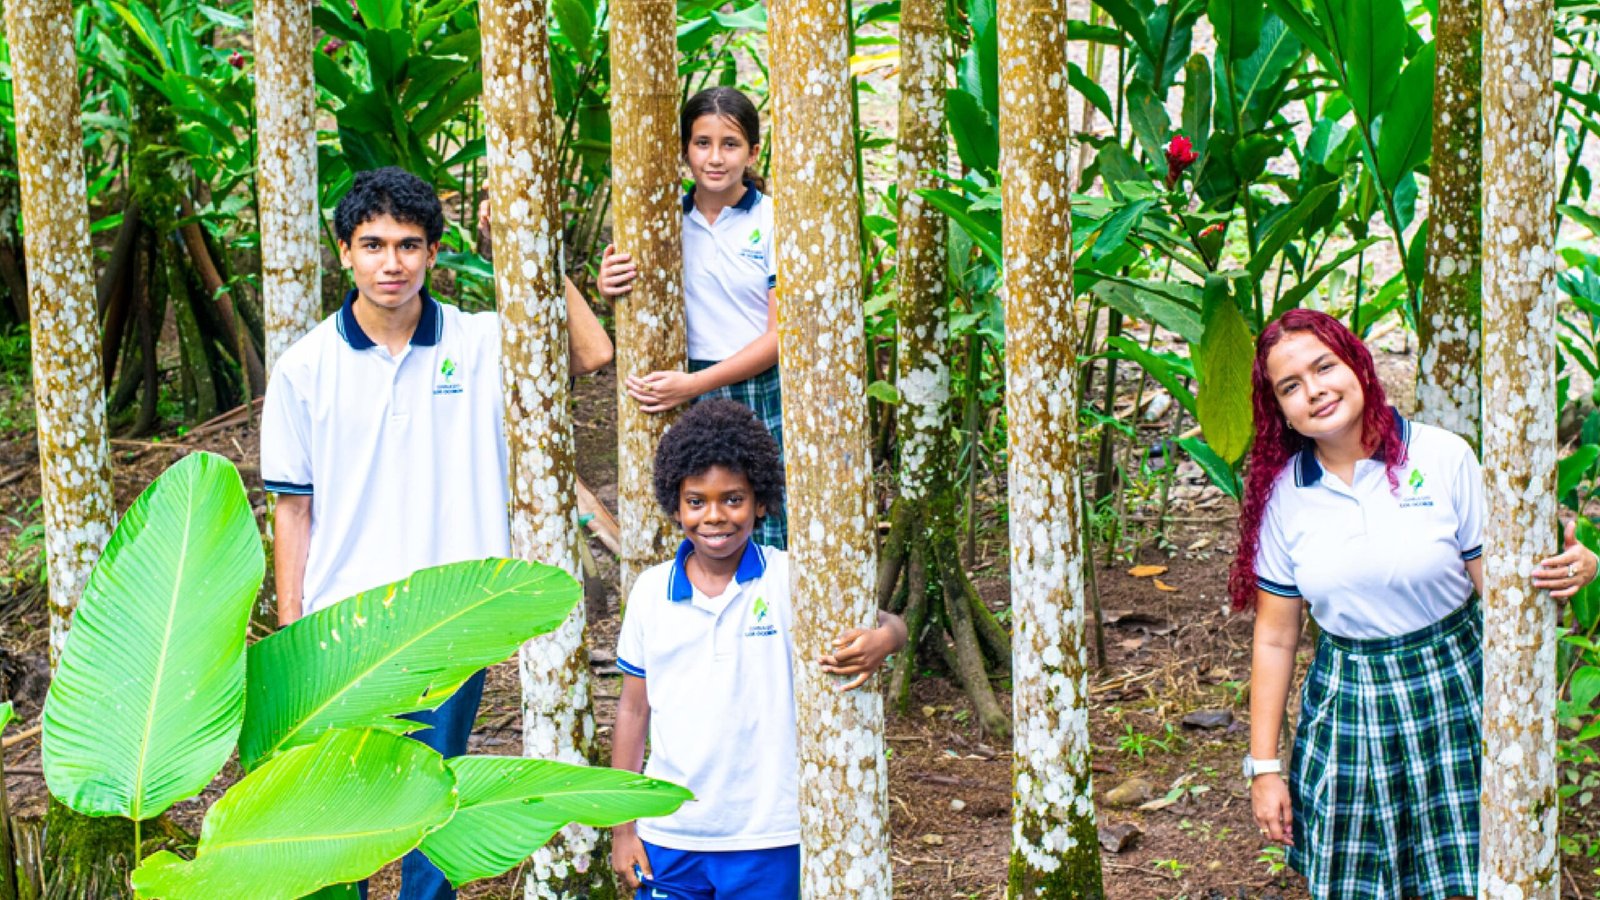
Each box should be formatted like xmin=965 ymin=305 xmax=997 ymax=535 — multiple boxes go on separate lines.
xmin=42 ymin=456 xmax=689 ymax=897
xmin=42 ymin=452 xmax=264 ymax=821
xmin=238 ymin=558 xmax=580 ymax=771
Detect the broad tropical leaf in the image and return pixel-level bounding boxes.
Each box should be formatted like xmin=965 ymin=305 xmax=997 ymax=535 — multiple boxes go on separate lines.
xmin=1375 ymin=41 xmax=1436 ymax=186
xmin=0 ymin=702 xmax=12 ymax=734
xmin=237 ymin=559 xmax=580 ymax=770
xmin=420 ymin=758 xmax=694 ymax=887
xmin=42 ymin=452 xmax=263 ymax=820
xmin=130 ymin=729 xmax=457 ymax=900
xmin=1195 ymin=279 xmax=1256 ymax=463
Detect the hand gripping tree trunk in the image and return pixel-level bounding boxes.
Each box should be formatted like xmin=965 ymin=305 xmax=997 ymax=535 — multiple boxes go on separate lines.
xmin=5 ymin=0 xmax=134 ymax=893
xmin=1479 ymin=0 xmax=1559 ymax=894
xmin=874 ymin=0 xmax=1011 ymax=739
xmin=254 ymin=0 xmax=321 ymax=372
xmin=479 ymin=3 xmax=611 ymax=896
xmin=998 ymin=0 xmax=1104 ymax=892
xmin=769 ymin=0 xmax=892 ymax=893
xmin=610 ymin=0 xmax=686 ymax=597
xmin=1415 ymin=0 xmax=1482 ymax=450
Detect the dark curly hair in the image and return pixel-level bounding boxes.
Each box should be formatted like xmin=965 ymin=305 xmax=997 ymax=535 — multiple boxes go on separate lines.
xmin=333 ymin=166 xmax=445 ymax=245
xmin=654 ymin=398 xmax=785 ymax=523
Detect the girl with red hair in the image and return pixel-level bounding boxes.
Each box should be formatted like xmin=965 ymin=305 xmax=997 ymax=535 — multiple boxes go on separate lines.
xmin=1234 ymin=309 xmax=1595 ymax=899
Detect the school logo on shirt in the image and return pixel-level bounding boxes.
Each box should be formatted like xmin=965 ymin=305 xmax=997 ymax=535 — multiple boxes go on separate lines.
xmin=435 ymin=357 xmax=464 ymax=395
xmin=1400 ymin=466 xmax=1434 ymax=508
xmin=746 ymin=595 xmax=777 ymax=637
xmin=740 ymin=227 xmax=767 ymax=264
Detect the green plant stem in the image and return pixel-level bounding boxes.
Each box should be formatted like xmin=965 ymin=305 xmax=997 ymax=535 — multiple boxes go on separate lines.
xmin=133 ymin=818 xmax=140 ymax=869
xmin=1557 ymin=40 xmax=1598 ymax=207
xmin=1351 ymin=243 xmax=1367 ymax=334
xmin=1351 ymin=124 xmax=1418 ymax=320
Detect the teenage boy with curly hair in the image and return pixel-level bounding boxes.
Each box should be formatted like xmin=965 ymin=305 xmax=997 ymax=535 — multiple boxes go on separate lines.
xmin=261 ymin=166 xmax=612 ymax=900
xmin=609 ymin=398 xmax=906 ymax=899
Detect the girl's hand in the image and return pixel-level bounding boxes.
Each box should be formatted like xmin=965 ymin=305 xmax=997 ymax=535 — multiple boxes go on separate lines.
xmin=625 ymin=370 xmax=700 ymax=413
xmin=598 ymin=244 xmax=637 ymax=298
xmin=610 ymin=826 xmax=651 ymax=890
xmin=477 ymin=198 xmax=491 ymax=236
xmin=1250 ymin=773 xmax=1294 ymax=846
xmin=1533 ymin=519 xmax=1599 ymax=599
xmin=820 ymin=626 xmax=897 ymax=691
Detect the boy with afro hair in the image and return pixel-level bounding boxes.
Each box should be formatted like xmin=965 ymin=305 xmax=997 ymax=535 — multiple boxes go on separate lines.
xmin=609 ymin=398 xmax=906 ymax=899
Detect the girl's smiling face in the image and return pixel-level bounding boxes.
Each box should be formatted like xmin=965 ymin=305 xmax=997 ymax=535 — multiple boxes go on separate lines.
xmin=684 ymin=114 xmax=756 ymax=195
xmin=674 ymin=465 xmax=765 ymax=564
xmin=1264 ymin=330 xmax=1366 ymax=445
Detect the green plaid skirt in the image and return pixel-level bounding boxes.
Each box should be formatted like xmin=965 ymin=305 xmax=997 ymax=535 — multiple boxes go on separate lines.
xmin=1289 ymin=599 xmax=1481 ymax=900
xmin=688 ymin=360 xmax=786 ymax=549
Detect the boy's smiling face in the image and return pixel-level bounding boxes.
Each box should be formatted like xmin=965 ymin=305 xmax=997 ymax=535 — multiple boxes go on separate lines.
xmin=675 ymin=465 xmax=765 ymax=563
xmin=338 ymin=213 xmax=438 ymax=312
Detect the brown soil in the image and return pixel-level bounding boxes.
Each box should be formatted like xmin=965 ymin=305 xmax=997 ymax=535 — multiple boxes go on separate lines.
xmin=0 ymin=349 xmax=1594 ymax=899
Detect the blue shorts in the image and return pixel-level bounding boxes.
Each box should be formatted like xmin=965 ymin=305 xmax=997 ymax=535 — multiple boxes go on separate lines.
xmin=635 ymin=841 xmax=799 ymax=899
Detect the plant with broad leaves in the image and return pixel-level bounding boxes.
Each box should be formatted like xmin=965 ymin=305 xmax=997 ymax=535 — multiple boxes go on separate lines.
xmin=41 ymin=453 xmax=690 ymax=898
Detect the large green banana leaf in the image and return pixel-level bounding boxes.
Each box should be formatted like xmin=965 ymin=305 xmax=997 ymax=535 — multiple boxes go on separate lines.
xmin=238 ymin=559 xmax=579 ymax=770
xmin=41 ymin=452 xmax=263 ymax=820
xmin=420 ymin=757 xmax=694 ymax=887
xmin=129 ymin=728 xmax=457 ymax=900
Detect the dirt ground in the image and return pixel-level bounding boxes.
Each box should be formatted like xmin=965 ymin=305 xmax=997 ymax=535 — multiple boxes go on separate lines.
xmin=1 ymin=343 xmax=1597 ymax=899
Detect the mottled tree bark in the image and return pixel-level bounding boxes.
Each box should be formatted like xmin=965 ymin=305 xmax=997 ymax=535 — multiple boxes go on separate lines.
xmin=253 ymin=0 xmax=321 ymax=371
xmin=479 ymin=2 xmax=610 ymax=897
xmin=998 ymin=0 xmax=1104 ymax=892
xmin=610 ymin=0 xmax=686 ymax=597
xmin=1479 ymin=0 xmax=1559 ymax=895
xmin=4 ymin=0 xmax=116 ymax=666
xmin=1415 ymin=0 xmax=1482 ymax=450
xmin=769 ymin=0 xmax=892 ymax=893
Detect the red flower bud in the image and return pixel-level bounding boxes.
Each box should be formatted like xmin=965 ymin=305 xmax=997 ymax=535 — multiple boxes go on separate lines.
xmin=1198 ymin=223 xmax=1225 ymax=240
xmin=1165 ymin=135 xmax=1199 ymax=186
xmin=228 ymin=50 xmax=244 ymax=70
xmin=350 ymin=0 xmax=363 ymax=24
xmin=323 ymin=38 xmax=345 ymax=56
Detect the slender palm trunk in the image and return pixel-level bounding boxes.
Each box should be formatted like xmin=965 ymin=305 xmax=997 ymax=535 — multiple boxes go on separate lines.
xmin=998 ymin=0 xmax=1104 ymax=892
xmin=610 ymin=0 xmax=686 ymax=597
xmin=1479 ymin=0 xmax=1559 ymax=894
xmin=1415 ymin=0 xmax=1482 ymax=450
xmin=769 ymin=0 xmax=892 ymax=892
xmin=479 ymin=2 xmax=610 ymax=896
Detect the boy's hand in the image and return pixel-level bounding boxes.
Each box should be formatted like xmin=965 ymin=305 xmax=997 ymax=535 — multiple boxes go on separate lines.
xmin=598 ymin=244 xmax=637 ymax=298
xmin=820 ymin=625 xmax=899 ymax=691
xmin=611 ymin=826 xmax=651 ymax=890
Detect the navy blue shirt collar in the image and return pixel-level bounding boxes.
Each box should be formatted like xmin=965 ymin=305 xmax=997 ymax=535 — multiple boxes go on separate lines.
xmin=666 ymin=537 xmax=768 ymax=602
xmin=1294 ymin=406 xmax=1412 ymax=487
xmin=681 ymin=180 xmax=762 ymax=215
xmin=336 ymin=287 xmax=443 ymax=350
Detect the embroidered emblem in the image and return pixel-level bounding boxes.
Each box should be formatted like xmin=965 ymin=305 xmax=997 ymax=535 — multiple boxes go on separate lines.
xmin=434 ymin=357 xmax=463 ymax=395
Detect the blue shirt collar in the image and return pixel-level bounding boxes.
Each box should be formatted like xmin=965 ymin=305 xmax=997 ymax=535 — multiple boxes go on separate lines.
xmin=1294 ymin=406 xmax=1412 ymax=487
xmin=336 ymin=287 xmax=443 ymax=350
xmin=666 ymin=537 xmax=767 ymax=602
xmin=681 ymin=180 xmax=762 ymax=215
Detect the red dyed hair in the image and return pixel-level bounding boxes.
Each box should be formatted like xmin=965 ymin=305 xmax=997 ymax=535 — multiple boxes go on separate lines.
xmin=1228 ymin=309 xmax=1407 ymax=612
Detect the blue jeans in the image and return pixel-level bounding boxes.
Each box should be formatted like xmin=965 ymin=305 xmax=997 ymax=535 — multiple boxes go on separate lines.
xmin=635 ymin=841 xmax=800 ymax=899
xmin=358 ymin=669 xmax=488 ymax=900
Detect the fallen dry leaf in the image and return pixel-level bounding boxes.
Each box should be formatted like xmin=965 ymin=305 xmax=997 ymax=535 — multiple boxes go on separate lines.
xmin=1127 ymin=564 xmax=1168 ymax=578
xmin=1153 ymin=578 xmax=1180 ymax=592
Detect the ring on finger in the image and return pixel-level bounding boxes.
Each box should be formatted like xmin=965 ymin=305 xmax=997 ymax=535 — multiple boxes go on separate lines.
xmin=1571 ymin=563 xmax=1579 ymax=579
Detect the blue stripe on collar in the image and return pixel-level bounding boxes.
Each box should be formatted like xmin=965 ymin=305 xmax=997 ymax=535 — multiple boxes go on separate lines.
xmin=667 ymin=537 xmax=768 ymax=602
xmin=680 ymin=180 xmax=762 ymax=215
xmin=1293 ymin=406 xmax=1411 ymax=488
xmin=337 ymin=288 xmax=443 ymax=349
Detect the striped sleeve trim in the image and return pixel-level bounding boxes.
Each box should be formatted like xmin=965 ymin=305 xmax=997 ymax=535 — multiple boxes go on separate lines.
xmin=264 ymin=480 xmax=313 ymax=496
xmin=1256 ymin=577 xmax=1302 ymax=598
xmin=1460 ymin=545 xmax=1483 ymax=561
xmin=617 ymin=657 xmax=646 ymax=678
xmin=767 ymin=274 xmax=777 ymax=289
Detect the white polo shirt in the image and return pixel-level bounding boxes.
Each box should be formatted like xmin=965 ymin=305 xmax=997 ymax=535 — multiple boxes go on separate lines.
xmin=261 ymin=289 xmax=511 ymax=614
xmin=1255 ymin=411 xmax=1484 ymax=639
xmin=616 ymin=539 xmax=799 ymax=851
xmin=682 ymin=184 xmax=776 ymax=362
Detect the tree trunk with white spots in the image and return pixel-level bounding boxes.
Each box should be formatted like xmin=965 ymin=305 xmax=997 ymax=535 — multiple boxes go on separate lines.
xmin=6 ymin=0 xmax=135 ymax=892
xmin=1415 ymin=0 xmax=1482 ymax=450
xmin=998 ymin=0 xmax=1104 ymax=892
xmin=769 ymin=0 xmax=892 ymax=893
xmin=479 ymin=2 xmax=611 ymax=896
xmin=1479 ymin=0 xmax=1559 ymax=894
xmin=610 ymin=0 xmax=686 ymax=597
xmin=5 ymin=0 xmax=115 ymax=669
xmin=253 ymin=0 xmax=321 ymax=372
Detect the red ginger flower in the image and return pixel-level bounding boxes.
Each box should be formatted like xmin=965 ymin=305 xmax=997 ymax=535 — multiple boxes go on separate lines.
xmin=324 ymin=38 xmax=345 ymax=55
xmin=228 ymin=50 xmax=244 ymax=69
xmin=1165 ymin=135 xmax=1199 ymax=186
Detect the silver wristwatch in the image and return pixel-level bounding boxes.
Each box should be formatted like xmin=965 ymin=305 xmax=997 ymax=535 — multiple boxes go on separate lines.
xmin=1242 ymin=756 xmax=1282 ymax=780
